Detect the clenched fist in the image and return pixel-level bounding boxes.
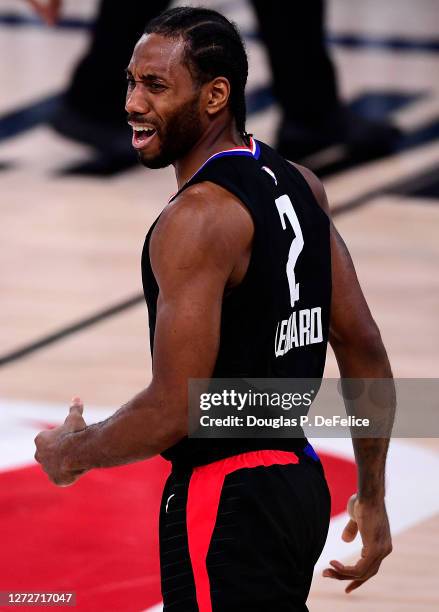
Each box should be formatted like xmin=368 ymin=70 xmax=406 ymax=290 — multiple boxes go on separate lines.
xmin=34 ymin=397 xmax=87 ymax=486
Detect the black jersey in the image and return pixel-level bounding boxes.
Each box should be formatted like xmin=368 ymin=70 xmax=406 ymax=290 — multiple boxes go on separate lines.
xmin=142 ymin=138 xmax=331 ymax=466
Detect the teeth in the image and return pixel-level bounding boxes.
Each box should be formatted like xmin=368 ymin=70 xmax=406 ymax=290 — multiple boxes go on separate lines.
xmin=132 ymin=126 xmax=155 ymax=133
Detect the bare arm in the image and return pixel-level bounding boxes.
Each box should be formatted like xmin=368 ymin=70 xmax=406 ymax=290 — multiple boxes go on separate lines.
xmin=34 ymin=183 xmax=253 ymax=478
xmin=295 ymin=163 xmax=395 ymax=593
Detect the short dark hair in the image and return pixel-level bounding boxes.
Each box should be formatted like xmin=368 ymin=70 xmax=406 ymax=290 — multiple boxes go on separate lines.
xmin=145 ymin=6 xmax=248 ymax=136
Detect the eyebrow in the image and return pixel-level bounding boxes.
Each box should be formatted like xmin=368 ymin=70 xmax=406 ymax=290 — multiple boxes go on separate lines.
xmin=124 ymin=68 xmax=167 ymax=83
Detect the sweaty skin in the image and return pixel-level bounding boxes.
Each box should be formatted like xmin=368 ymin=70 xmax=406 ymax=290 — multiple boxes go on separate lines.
xmin=34 ymin=31 xmax=393 ymax=595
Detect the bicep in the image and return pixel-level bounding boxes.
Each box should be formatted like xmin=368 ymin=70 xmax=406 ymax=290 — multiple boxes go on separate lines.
xmin=329 ymin=223 xmax=381 ymax=349
xmin=151 ymin=267 xmax=224 ymax=402
xmin=147 ymin=187 xmax=249 ymax=408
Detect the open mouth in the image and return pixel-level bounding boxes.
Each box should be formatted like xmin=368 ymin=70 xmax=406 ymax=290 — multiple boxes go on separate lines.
xmin=131 ymin=125 xmax=157 ymax=150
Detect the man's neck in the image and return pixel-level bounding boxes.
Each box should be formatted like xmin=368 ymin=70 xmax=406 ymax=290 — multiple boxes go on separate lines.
xmin=173 ymin=123 xmax=247 ymax=190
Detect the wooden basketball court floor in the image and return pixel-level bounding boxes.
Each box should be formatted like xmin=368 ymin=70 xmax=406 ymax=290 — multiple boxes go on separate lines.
xmin=0 ymin=0 xmax=438 ymax=610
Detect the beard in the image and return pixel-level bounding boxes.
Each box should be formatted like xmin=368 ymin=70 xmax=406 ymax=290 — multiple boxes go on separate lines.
xmin=137 ymin=93 xmax=204 ymax=169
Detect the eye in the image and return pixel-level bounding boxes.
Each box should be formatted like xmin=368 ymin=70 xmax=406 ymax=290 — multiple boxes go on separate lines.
xmin=125 ymin=73 xmax=135 ymax=89
xmin=149 ymin=82 xmax=166 ymax=92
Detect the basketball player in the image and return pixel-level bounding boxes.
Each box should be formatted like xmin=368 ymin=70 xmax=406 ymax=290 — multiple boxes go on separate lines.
xmin=35 ymin=8 xmax=394 ymax=611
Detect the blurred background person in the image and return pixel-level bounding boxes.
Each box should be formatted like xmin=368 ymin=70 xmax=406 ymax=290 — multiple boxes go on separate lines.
xmin=26 ymin=0 xmax=401 ymax=173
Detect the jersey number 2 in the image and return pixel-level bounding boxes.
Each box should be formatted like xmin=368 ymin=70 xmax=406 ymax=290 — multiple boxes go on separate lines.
xmin=275 ymin=194 xmax=304 ymax=308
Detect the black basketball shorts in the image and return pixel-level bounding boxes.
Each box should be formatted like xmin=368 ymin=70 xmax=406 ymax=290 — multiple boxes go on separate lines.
xmin=159 ymin=445 xmax=331 ymax=612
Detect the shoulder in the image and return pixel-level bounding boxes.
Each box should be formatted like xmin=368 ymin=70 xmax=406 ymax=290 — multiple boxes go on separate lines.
xmin=287 ymin=161 xmax=330 ymax=216
xmin=150 ymin=181 xmax=254 ymax=277
xmin=152 ymin=181 xmax=253 ymax=248
xmin=166 ymin=180 xmax=251 ymax=219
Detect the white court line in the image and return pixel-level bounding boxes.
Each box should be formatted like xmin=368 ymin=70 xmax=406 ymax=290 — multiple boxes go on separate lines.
xmin=0 ymin=398 xmax=114 ymax=471
xmin=1 ymin=399 xmax=438 ymax=612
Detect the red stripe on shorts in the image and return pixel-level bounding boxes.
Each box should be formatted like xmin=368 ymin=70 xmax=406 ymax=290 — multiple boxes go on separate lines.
xmin=186 ymin=450 xmax=299 ymax=612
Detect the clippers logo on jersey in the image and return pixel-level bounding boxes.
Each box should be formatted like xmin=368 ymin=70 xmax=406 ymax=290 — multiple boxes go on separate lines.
xmin=274 ymin=194 xmax=324 ymax=358
xmin=262 ymin=166 xmax=278 ymax=185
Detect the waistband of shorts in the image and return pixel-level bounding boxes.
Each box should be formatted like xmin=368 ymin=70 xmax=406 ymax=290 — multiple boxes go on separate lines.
xmin=167 ymin=439 xmax=320 ymax=473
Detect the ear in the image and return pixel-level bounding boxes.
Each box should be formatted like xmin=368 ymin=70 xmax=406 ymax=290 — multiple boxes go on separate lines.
xmin=205 ymin=77 xmax=231 ymax=117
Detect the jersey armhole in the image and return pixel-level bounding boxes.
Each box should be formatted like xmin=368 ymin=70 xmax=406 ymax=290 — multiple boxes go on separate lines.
xmin=285 ymin=161 xmax=331 ymax=225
